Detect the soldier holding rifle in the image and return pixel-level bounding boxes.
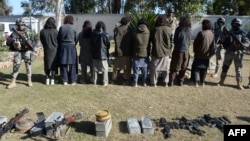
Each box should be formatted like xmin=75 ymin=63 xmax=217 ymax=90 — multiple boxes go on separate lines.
xmin=218 ymin=18 xmax=250 ymax=90
xmin=6 ymin=19 xmax=35 ymax=89
xmin=212 ymin=17 xmax=226 ymax=78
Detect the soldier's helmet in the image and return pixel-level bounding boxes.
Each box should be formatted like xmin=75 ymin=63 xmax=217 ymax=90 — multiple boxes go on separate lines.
xmin=167 ymin=7 xmax=175 ymax=13
xmin=16 ymin=19 xmax=25 ymax=26
xmin=217 ymin=17 xmax=225 ymax=24
xmin=231 ymin=18 xmax=242 ymax=26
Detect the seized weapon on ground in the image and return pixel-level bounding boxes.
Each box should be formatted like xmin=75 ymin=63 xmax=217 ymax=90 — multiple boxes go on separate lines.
xmin=202 ymin=114 xmax=231 ymax=132
xmin=29 ymin=112 xmax=83 ymax=139
xmin=0 ymin=108 xmax=29 ymax=138
xmin=11 ymin=27 xmax=34 ymax=51
xmin=174 ymin=116 xmax=206 ymax=136
xmin=29 ymin=112 xmax=46 ymax=136
xmin=158 ymin=117 xmax=171 ymax=138
xmin=156 ymin=114 xmax=231 ymax=139
xmin=49 ymin=112 xmax=83 ymax=139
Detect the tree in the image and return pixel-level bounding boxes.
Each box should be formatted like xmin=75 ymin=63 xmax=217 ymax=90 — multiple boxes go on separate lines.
xmin=21 ymin=0 xmax=56 ymax=15
xmin=213 ymin=0 xmax=250 ymax=15
xmin=124 ymin=0 xmax=206 ymax=17
xmin=168 ymin=0 xmax=205 ymax=17
xmin=64 ymin=0 xmax=95 ymax=14
xmin=213 ymin=0 xmax=236 ymax=15
xmin=55 ymin=0 xmax=63 ymax=29
xmin=124 ymin=0 xmax=158 ymax=13
xmin=0 ymin=0 xmax=12 ymax=15
xmin=111 ymin=0 xmax=121 ymax=13
xmin=95 ymin=0 xmax=109 ymax=14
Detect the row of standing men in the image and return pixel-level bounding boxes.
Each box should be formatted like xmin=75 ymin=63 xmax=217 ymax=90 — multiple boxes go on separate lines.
xmin=5 ymin=13 xmax=250 ymax=90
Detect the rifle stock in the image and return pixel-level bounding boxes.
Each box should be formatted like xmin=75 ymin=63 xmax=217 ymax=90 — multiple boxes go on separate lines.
xmin=11 ymin=27 xmax=34 ymax=51
xmin=0 ymin=108 xmax=29 ymax=138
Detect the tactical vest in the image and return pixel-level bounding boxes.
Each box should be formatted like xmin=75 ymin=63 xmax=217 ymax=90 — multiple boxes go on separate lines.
xmin=222 ymin=28 xmax=248 ymax=52
xmin=8 ymin=28 xmax=30 ymax=51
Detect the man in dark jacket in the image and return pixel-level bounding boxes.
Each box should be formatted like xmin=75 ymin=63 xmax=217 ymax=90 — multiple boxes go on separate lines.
xmin=191 ymin=19 xmax=214 ymax=87
xmin=132 ymin=18 xmax=150 ymax=87
xmin=149 ymin=15 xmax=173 ymax=87
xmin=91 ymin=21 xmax=110 ymax=86
xmin=112 ymin=17 xmax=133 ymax=85
xmin=57 ymin=15 xmax=78 ymax=85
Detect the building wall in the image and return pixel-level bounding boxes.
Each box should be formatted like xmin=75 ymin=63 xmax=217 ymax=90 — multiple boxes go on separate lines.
xmin=73 ymin=14 xmax=124 ymax=39
xmin=2 ymin=14 xmax=250 ymax=40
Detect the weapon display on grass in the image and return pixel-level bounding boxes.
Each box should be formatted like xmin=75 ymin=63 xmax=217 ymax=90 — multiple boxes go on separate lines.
xmin=0 ymin=108 xmax=29 ymax=138
xmin=201 ymin=114 xmax=231 ymax=132
xmin=29 ymin=112 xmax=46 ymax=136
xmin=52 ymin=112 xmax=83 ymax=138
xmin=29 ymin=112 xmax=83 ymax=139
xmin=11 ymin=27 xmax=34 ymax=51
xmin=174 ymin=116 xmax=206 ymax=136
xmin=156 ymin=114 xmax=231 ymax=139
xmin=158 ymin=117 xmax=171 ymax=138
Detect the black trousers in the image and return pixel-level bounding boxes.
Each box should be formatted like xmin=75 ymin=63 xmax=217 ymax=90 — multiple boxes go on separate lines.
xmin=191 ymin=58 xmax=209 ymax=84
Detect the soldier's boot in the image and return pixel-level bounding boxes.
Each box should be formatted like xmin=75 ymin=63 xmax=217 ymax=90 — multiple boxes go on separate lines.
xmin=7 ymin=78 xmax=16 ymax=89
xmin=28 ymin=76 xmax=33 ymax=87
xmin=237 ymin=81 xmax=244 ymax=90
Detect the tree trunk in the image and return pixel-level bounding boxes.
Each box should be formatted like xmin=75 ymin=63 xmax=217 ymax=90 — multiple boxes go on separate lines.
xmin=55 ymin=0 xmax=63 ymax=30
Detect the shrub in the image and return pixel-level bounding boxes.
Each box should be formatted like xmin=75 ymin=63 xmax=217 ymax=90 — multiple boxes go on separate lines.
xmin=127 ymin=9 xmax=158 ymax=31
xmin=0 ymin=34 xmax=10 ymax=62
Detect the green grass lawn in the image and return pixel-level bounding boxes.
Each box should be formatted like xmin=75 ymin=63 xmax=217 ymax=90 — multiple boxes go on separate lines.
xmin=0 ymin=52 xmax=250 ymax=141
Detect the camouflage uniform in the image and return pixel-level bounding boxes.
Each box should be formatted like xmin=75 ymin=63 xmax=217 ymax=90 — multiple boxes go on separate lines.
xmin=212 ymin=17 xmax=226 ymax=77
xmin=6 ymin=19 xmax=34 ymax=89
xmin=218 ymin=18 xmax=250 ymax=90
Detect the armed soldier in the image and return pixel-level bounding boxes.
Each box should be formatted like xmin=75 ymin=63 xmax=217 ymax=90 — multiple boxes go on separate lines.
xmin=218 ymin=18 xmax=250 ymax=90
xmin=212 ymin=17 xmax=226 ymax=78
xmin=6 ymin=19 xmax=35 ymax=89
xmin=166 ymin=7 xmax=177 ymax=31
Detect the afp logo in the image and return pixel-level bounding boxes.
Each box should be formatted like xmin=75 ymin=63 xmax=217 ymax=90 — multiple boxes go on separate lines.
xmin=224 ymin=125 xmax=250 ymax=141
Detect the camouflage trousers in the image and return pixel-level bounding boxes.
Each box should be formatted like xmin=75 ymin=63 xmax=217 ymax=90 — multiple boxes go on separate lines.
xmin=220 ymin=51 xmax=243 ymax=81
xmin=214 ymin=47 xmax=225 ymax=74
xmin=12 ymin=51 xmax=33 ymax=78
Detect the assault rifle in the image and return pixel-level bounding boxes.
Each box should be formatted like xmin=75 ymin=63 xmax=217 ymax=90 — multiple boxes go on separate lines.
xmin=175 ymin=116 xmax=206 ymax=136
xmin=0 ymin=108 xmax=29 ymax=139
xmin=215 ymin=26 xmax=226 ymax=45
xmin=49 ymin=112 xmax=83 ymax=138
xmin=222 ymin=26 xmax=244 ymax=47
xmin=29 ymin=112 xmax=83 ymax=139
xmin=11 ymin=27 xmax=34 ymax=51
xmin=202 ymin=114 xmax=231 ymax=132
xmin=158 ymin=117 xmax=171 ymax=138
